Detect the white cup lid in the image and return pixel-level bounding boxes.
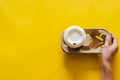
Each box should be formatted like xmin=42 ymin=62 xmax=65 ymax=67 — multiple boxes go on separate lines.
xmin=63 ymin=26 xmax=86 ymax=48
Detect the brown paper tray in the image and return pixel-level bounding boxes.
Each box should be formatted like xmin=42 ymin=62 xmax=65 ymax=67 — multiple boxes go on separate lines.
xmin=61 ymin=28 xmax=109 ymax=54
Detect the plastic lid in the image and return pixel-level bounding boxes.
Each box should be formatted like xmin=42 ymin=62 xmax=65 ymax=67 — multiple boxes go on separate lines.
xmin=63 ymin=26 xmax=86 ymax=48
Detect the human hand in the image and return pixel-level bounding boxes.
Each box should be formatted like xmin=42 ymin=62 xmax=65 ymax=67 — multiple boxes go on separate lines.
xmin=101 ymin=33 xmax=118 ymax=80
xmin=101 ymin=33 xmax=118 ymax=62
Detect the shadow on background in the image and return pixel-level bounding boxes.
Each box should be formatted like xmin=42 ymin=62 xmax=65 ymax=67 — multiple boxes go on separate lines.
xmin=64 ymin=53 xmax=101 ymax=80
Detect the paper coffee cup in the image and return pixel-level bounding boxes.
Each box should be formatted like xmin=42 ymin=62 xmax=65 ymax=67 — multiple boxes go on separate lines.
xmin=63 ymin=26 xmax=86 ymax=48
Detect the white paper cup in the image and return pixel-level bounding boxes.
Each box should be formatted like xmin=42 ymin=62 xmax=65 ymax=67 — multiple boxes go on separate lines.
xmin=63 ymin=26 xmax=86 ymax=48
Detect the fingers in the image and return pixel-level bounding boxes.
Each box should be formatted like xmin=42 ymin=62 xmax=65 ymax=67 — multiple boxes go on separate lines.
xmin=112 ymin=33 xmax=118 ymax=44
xmin=104 ymin=34 xmax=111 ymax=47
xmin=111 ymin=33 xmax=118 ymax=48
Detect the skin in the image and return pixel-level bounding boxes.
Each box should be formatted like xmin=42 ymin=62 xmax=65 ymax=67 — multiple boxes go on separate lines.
xmin=101 ymin=33 xmax=118 ymax=80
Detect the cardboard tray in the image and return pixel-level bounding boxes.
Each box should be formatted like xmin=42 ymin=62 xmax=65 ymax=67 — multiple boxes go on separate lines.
xmin=61 ymin=28 xmax=109 ymax=53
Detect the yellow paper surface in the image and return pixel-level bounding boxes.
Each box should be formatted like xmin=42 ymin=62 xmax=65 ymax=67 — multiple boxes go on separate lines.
xmin=0 ymin=0 xmax=120 ymax=80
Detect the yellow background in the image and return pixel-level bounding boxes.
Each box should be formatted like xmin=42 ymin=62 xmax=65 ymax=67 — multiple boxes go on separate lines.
xmin=0 ymin=0 xmax=120 ymax=80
